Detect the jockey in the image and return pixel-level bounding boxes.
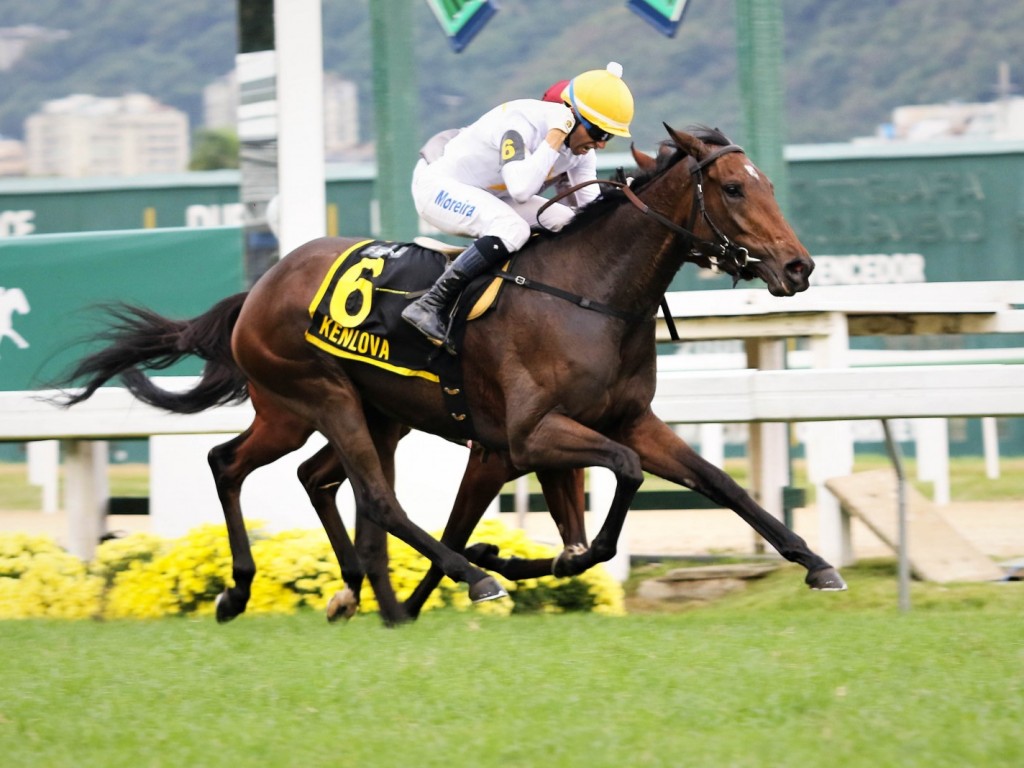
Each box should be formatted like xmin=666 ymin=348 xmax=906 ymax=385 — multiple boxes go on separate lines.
xmin=402 ymin=62 xmax=635 ymax=352
xmin=538 ymin=79 xmax=579 ymax=203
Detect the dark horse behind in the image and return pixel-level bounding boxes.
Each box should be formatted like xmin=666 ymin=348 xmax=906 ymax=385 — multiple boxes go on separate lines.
xmin=57 ymin=125 xmax=846 ymax=625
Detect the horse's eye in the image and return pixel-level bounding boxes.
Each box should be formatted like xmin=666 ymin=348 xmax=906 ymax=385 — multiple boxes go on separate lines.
xmin=723 ymin=183 xmax=743 ymax=198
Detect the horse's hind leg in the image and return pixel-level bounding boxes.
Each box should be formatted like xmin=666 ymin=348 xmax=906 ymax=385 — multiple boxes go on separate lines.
xmin=297 ymin=445 xmax=364 ymax=623
xmin=311 ymin=387 xmax=506 ymax=603
xmin=298 ymin=416 xmax=411 ymax=626
xmin=232 ymin=302 xmax=504 ymax=602
xmin=210 ymin=394 xmax=314 ymax=622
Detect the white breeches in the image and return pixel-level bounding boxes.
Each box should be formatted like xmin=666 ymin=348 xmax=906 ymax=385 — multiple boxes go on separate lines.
xmin=411 ymin=159 xmax=574 ymax=252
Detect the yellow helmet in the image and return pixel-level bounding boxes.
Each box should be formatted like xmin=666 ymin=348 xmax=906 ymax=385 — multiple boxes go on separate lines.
xmin=561 ymin=61 xmax=634 ymax=138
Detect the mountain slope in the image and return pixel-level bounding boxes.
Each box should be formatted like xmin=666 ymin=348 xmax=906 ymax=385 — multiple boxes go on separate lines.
xmin=1 ymin=0 xmax=1021 ymax=151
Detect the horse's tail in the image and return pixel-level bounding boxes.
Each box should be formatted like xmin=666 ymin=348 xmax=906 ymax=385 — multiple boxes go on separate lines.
xmin=56 ymin=292 xmax=250 ymax=414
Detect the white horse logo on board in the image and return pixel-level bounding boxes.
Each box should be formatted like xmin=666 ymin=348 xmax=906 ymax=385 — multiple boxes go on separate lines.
xmin=0 ymin=286 xmax=31 ymax=358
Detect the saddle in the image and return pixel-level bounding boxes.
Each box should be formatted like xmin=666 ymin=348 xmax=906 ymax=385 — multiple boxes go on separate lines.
xmin=305 ymin=239 xmax=512 ymax=434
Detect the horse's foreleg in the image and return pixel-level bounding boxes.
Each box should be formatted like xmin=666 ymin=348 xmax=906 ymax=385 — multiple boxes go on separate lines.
xmin=509 ymin=413 xmax=644 ymax=577
xmin=473 ymin=466 xmax=591 ymax=579
xmin=539 ymin=466 xmax=587 ymax=545
xmin=209 ymin=404 xmax=314 ymax=622
xmin=404 ymin=451 xmax=588 ymax=610
xmin=536 ymin=467 xmax=589 ymax=578
xmin=625 ymin=412 xmax=847 ymax=590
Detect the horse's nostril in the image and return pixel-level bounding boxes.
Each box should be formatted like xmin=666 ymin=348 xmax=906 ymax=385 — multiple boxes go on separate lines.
xmin=786 ymin=258 xmax=813 ymax=277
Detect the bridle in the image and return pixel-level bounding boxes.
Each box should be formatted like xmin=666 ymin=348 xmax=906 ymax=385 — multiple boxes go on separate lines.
xmin=539 ymin=143 xmax=760 ymax=277
xmin=505 ymin=141 xmax=762 ymax=339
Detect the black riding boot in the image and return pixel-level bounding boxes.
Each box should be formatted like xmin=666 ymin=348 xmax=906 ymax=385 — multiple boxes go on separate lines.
xmin=401 ymin=236 xmax=509 ymax=352
xmin=401 ymin=264 xmax=469 ymax=347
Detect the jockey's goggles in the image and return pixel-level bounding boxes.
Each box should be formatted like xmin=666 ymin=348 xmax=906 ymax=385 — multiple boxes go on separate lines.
xmin=578 ymin=114 xmax=613 ymax=144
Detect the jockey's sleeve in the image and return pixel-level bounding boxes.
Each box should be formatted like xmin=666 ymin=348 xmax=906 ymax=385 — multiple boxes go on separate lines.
xmin=501 ymin=141 xmax=560 ymax=204
xmin=565 ymin=153 xmax=600 ymax=207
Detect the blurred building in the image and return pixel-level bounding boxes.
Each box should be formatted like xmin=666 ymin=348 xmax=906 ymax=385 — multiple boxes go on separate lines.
xmin=877 ymin=98 xmax=1024 ymax=142
xmin=24 ymin=93 xmax=189 ymax=178
xmin=0 ymin=138 xmax=27 ymax=176
xmin=203 ymin=71 xmax=238 ymax=132
xmin=203 ymin=69 xmax=360 ymax=159
xmin=322 ymin=74 xmax=360 ymax=158
xmin=868 ymin=63 xmax=1024 ymax=143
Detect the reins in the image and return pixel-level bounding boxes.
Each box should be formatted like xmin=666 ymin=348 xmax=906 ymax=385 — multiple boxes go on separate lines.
xmin=517 ymin=142 xmax=758 ymax=335
xmin=539 ymin=143 xmax=757 ymax=275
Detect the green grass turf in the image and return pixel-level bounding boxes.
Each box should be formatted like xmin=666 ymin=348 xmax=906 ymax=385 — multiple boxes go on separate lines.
xmin=1 ymin=563 xmax=1021 ymax=768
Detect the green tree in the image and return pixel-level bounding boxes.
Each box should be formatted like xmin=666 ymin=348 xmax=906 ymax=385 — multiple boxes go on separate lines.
xmin=189 ymin=128 xmax=239 ymax=170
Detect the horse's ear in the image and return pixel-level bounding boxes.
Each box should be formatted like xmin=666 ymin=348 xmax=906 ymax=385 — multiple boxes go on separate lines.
xmin=631 ymin=143 xmax=657 ymax=171
xmin=663 ymin=123 xmax=708 ymax=161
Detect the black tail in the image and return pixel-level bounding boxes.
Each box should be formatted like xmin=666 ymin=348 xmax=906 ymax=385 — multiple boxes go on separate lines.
xmin=55 ymin=292 xmax=250 ymax=415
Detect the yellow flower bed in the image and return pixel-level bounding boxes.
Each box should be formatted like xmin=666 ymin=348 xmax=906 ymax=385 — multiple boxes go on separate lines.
xmin=0 ymin=519 xmax=624 ymax=620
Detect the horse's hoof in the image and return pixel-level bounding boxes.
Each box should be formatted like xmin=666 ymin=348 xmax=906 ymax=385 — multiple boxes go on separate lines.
xmin=806 ymin=567 xmax=848 ymax=591
xmin=326 ymin=589 xmax=359 ymax=623
xmin=215 ymin=591 xmax=238 ymax=623
xmin=468 ymin=575 xmax=508 ymax=603
xmin=380 ymin=609 xmax=413 ymax=628
xmin=552 ymin=543 xmax=589 ymax=578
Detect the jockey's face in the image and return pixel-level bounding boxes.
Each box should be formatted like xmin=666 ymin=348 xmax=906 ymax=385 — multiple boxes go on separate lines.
xmin=568 ymin=122 xmax=608 ymax=155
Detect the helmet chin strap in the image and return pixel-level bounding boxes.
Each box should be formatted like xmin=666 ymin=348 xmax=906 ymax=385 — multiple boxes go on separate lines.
xmin=565 ymin=113 xmax=581 ymax=148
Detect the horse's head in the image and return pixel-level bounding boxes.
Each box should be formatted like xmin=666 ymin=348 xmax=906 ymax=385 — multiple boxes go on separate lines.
xmin=637 ymin=125 xmax=814 ymax=296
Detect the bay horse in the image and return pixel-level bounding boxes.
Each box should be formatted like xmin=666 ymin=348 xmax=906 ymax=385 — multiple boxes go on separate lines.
xmin=232 ymin=125 xmax=844 ymax=595
xmin=59 ymin=295 xmax=587 ymax=625
xmin=60 ymin=125 xmax=846 ymax=625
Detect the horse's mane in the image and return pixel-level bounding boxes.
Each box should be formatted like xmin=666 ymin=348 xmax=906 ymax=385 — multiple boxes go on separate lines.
xmin=534 ymin=125 xmax=734 ymax=243
xmin=680 ymin=125 xmax=733 ymax=148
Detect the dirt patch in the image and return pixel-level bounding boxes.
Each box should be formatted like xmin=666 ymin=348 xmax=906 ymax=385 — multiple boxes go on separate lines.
xmin=499 ymin=500 xmax=1023 ymax=562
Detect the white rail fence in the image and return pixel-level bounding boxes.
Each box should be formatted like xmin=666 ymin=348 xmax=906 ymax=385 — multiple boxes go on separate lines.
xmin=4 ymin=280 xmax=1023 ymax=573
xmin=3 ymin=363 xmax=1022 ymax=569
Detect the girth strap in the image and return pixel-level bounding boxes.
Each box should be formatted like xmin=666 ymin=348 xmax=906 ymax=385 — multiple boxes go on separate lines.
xmin=428 ymin=326 xmax=476 ymax=439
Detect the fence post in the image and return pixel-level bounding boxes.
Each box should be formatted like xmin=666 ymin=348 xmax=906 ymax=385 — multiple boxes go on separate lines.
xmin=27 ymin=439 xmax=59 ymax=513
xmin=914 ymin=418 xmax=950 ymax=505
xmin=64 ymin=440 xmax=108 ymax=561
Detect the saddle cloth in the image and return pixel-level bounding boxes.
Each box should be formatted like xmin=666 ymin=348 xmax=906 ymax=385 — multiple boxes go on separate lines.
xmin=305 ymin=239 xmax=505 ymax=381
